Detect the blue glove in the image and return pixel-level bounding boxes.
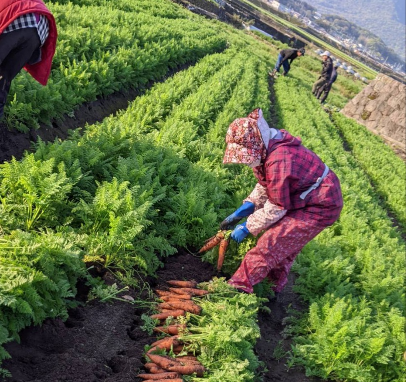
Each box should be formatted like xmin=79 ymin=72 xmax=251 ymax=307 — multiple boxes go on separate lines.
xmin=220 ymin=202 xmax=255 ymax=230
xmin=231 ymin=221 xmax=250 ymax=244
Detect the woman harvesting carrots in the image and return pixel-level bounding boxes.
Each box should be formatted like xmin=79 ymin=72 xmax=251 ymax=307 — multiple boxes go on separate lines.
xmin=221 ymin=108 xmax=343 ymax=294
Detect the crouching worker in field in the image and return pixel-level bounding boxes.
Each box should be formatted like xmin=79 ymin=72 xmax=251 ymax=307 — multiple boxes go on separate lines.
xmin=0 ymin=0 xmax=57 ymax=120
xmin=221 ymin=108 xmax=343 ymax=294
xmin=269 ymin=47 xmax=305 ymax=77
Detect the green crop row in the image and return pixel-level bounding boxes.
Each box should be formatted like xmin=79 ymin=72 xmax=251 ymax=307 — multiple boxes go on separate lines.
xmin=272 ymin=75 xmax=405 ymax=382
xmin=331 ymin=113 xmax=406 ymax=229
xmin=5 ymin=0 xmax=227 ymax=131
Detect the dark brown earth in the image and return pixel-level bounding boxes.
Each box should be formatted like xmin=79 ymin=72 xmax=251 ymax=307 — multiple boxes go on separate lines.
xmin=0 ymin=250 xmax=319 ymax=382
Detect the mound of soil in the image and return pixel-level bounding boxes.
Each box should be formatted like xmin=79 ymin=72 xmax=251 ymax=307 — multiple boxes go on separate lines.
xmin=0 ymin=250 xmax=319 ymax=382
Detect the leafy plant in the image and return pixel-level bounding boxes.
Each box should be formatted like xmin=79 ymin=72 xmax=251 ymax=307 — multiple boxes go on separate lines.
xmin=181 ymin=278 xmax=264 ymax=381
xmin=87 ymin=281 xmax=129 ymax=303
xmin=140 ymin=314 xmax=159 ymax=335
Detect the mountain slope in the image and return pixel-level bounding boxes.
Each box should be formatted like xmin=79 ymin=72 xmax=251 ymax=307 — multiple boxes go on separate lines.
xmin=307 ymin=0 xmax=405 ymax=61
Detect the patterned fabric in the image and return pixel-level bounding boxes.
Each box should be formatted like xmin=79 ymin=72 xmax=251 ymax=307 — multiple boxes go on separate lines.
xmin=36 ymin=14 xmax=49 ymax=45
xmin=3 ymin=13 xmax=49 ymax=46
xmin=252 ymin=130 xmax=343 ymax=225
xmin=247 ymin=109 xmax=261 ymax=119
xmin=244 ymin=183 xmax=269 ymax=207
xmin=223 ymin=113 xmax=266 ymax=165
xmin=228 ymin=215 xmax=326 ymax=293
xmin=0 ymin=0 xmax=57 ymax=86
xmin=244 ymin=183 xmax=287 ymax=236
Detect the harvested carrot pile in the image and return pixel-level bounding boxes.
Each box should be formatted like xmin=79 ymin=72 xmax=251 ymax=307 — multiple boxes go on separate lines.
xmin=138 ymin=280 xmax=208 ymax=380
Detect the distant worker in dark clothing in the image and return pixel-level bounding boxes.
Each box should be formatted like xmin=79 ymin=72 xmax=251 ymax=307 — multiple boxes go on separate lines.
xmin=288 ymin=36 xmax=295 ymax=47
xmin=316 ymin=64 xmax=338 ymax=104
xmin=269 ymin=47 xmax=305 ymax=77
xmin=0 ymin=0 xmax=57 ymax=120
xmin=312 ymin=51 xmax=333 ymax=96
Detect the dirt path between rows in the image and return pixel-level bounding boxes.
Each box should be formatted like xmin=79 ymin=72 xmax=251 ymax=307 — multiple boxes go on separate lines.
xmin=1 ymin=251 xmax=319 ymax=382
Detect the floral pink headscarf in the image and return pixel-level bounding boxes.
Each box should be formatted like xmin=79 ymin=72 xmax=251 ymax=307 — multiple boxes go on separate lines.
xmin=223 ymin=108 xmax=267 ymax=165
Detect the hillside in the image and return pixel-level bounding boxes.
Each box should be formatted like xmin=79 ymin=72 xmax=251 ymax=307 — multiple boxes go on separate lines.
xmin=306 ymin=0 xmax=406 ymax=61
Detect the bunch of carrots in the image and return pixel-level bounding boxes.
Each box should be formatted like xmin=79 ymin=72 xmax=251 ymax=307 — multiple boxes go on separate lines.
xmin=138 ymin=280 xmax=209 ymax=381
xmin=198 ymin=230 xmax=230 ymax=271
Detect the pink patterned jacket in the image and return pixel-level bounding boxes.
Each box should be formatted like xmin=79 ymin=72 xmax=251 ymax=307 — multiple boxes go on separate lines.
xmin=244 ymin=130 xmax=343 ymax=236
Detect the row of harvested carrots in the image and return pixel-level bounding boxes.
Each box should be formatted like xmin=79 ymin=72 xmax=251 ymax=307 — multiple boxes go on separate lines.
xmin=137 ymin=280 xmax=208 ymax=382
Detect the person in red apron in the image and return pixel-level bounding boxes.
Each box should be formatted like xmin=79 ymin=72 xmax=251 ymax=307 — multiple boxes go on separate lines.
xmin=0 ymin=0 xmax=57 ymax=119
xmin=221 ymin=108 xmax=343 ymax=294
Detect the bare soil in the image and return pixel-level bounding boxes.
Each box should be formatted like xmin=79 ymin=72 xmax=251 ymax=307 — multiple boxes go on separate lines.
xmin=0 ymin=250 xmax=319 ymax=382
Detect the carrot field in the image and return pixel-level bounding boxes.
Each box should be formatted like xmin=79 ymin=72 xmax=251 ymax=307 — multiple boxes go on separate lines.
xmin=0 ymin=0 xmax=405 ymax=381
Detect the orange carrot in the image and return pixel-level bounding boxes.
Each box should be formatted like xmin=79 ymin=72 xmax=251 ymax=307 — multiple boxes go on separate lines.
xmin=172 ymin=345 xmax=185 ymax=355
xmin=151 ymin=336 xmax=181 ymax=349
xmin=146 ymin=366 xmax=167 ymax=374
xmin=150 ymin=310 xmax=185 ymax=320
xmin=155 ymin=290 xmax=172 ymax=297
xmin=144 ymin=363 xmax=166 ymax=374
xmin=178 ymin=360 xmax=202 ymax=366
xmin=147 ymin=354 xmax=180 ymax=370
xmin=168 ymin=364 xmax=205 ymax=376
xmin=160 ymin=294 xmax=192 ymax=301
xmin=176 ymin=355 xmax=198 ymax=362
xmin=167 ymin=280 xmax=197 ymax=288
xmin=144 ymin=363 xmax=157 ymax=370
xmin=169 ymin=287 xmax=209 ymax=296
xmin=198 ymin=231 xmax=225 ymax=253
xmin=177 ymin=358 xmax=201 ymax=365
xmin=137 ymin=372 xmax=181 ymax=380
xmin=159 ymin=299 xmax=191 ymax=307
xmin=158 ymin=301 xmax=202 ymax=315
xmin=161 ymin=298 xmax=191 ymax=303
xmin=217 ymin=238 xmax=229 ymax=271
xmin=149 ymin=368 xmax=166 ymax=374
xmin=153 ymin=325 xmax=185 ymax=335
